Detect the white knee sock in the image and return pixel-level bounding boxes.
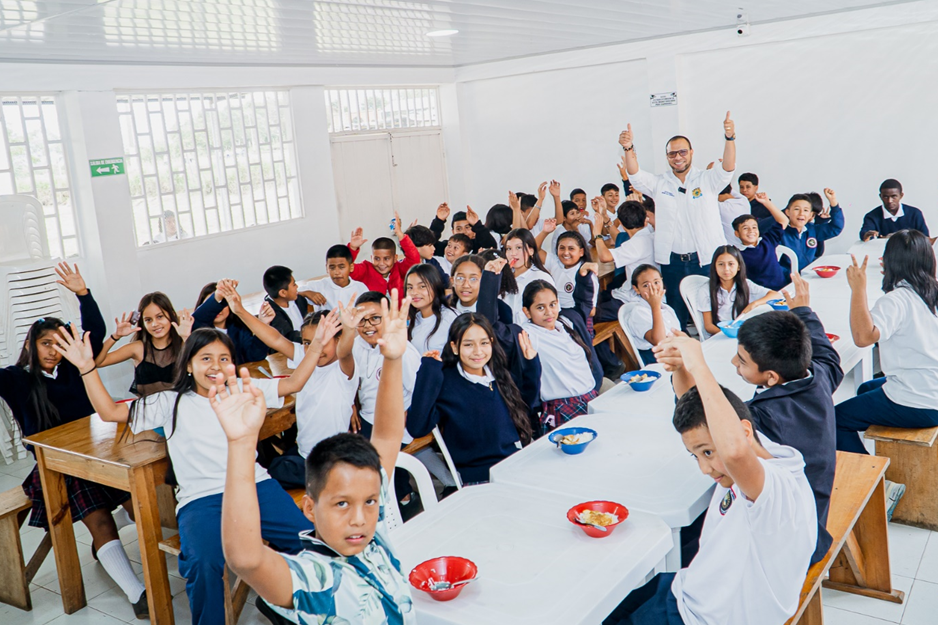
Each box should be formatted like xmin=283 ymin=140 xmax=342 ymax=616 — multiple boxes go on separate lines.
xmin=113 ymin=506 xmax=134 ymax=531
xmin=96 ymin=539 xmax=145 ymax=603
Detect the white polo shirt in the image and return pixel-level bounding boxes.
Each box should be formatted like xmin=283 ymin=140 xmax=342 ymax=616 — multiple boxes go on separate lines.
xmin=609 ymin=227 xmax=657 ymax=304
xmin=410 ymin=307 xmax=458 ymax=354
xmin=502 ymin=266 xmax=555 ymax=325
xmin=625 ymin=298 xmax=681 ymax=351
xmin=521 ymin=320 xmax=595 ymax=401
xmin=288 ymin=345 xmax=358 ymax=458
xmin=352 ymin=336 xmax=422 ymax=426
xmin=545 ymin=256 xmax=598 ymax=310
xmin=301 ymin=277 xmax=369 ymax=313
xmin=695 ymin=280 xmax=770 ymax=324
xmin=630 ymin=165 xmax=733 ymax=266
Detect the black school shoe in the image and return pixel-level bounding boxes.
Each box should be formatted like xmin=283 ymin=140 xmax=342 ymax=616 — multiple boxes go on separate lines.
xmin=133 ymin=592 xmax=150 ymax=619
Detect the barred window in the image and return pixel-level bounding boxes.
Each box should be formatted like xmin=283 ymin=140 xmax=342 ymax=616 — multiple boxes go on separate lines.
xmin=325 ymin=88 xmax=440 ymax=134
xmin=116 ymin=91 xmax=301 ymax=247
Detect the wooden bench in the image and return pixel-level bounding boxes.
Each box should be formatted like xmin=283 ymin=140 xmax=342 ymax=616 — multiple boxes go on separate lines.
xmin=592 ymin=320 xmax=639 ymax=373
xmin=786 ymin=451 xmax=904 ymax=625
xmin=865 ymin=425 xmax=938 ymax=530
xmin=0 ymin=487 xmax=52 ymax=611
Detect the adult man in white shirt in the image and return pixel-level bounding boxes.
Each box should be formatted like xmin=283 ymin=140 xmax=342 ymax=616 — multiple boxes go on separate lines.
xmin=619 ymin=113 xmax=737 ymax=331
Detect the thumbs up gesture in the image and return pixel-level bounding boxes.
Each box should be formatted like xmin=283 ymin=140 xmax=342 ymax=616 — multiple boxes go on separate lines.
xmin=723 ymin=111 xmax=735 ymax=139
xmin=619 ymin=123 xmax=634 ymax=150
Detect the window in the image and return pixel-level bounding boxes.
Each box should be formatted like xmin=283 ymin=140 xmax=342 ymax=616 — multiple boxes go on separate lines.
xmin=116 ymin=91 xmax=301 ymax=247
xmin=325 ymin=88 xmax=440 ymax=134
xmin=0 ymin=95 xmax=77 ymax=259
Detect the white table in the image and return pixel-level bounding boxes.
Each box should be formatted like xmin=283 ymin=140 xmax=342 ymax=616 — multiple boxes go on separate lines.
xmin=392 ymin=483 xmax=673 ymax=625
xmin=489 ymin=411 xmax=713 ymax=571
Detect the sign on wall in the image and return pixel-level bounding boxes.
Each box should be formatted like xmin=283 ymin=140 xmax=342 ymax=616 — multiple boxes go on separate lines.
xmin=89 ymin=157 xmax=125 ymax=177
xmin=650 ymin=92 xmax=678 ymax=107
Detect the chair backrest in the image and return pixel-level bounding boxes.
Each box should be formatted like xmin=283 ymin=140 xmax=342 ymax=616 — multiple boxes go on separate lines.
xmin=386 ymin=451 xmax=440 ymax=532
xmin=0 ymin=195 xmax=49 ymax=265
xmin=776 ymin=245 xmax=799 ymax=275
xmin=679 ymin=275 xmax=711 ymax=341
xmin=616 ymin=302 xmax=645 ymax=367
xmin=432 ymin=426 xmax=462 ymax=489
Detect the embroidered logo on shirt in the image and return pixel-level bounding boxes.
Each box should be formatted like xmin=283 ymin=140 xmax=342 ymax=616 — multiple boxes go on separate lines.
xmin=719 ymin=488 xmax=736 ymax=516
xmin=692 ymin=187 xmax=702 ymax=198
xmin=564 ymin=281 xmax=574 ymax=293
xmin=806 ymin=237 xmax=818 ymax=249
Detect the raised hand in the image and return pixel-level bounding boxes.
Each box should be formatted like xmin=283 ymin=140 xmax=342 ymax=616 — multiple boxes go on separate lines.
xmin=618 ymin=124 xmax=633 ymax=150
xmin=258 ymin=302 xmax=275 ymax=325
xmin=113 ymin=311 xmax=142 ymax=339
xmin=542 ymin=218 xmax=557 ymax=234
xmin=51 ymin=324 xmax=95 ymax=373
xmin=466 ymin=206 xmax=479 ymax=226
xmin=222 ymin=285 xmax=246 ymax=316
xmin=436 ymin=202 xmax=450 ymax=222
xmin=823 ymin=187 xmax=838 ymax=207
xmin=54 ymin=262 xmax=88 ymax=296
xmin=314 ymin=308 xmax=342 ymax=345
xmin=657 ymin=332 xmax=706 ymax=373
xmin=723 ymin=111 xmax=735 ymax=139
xmin=518 ymin=330 xmax=537 ymax=360
xmin=617 ymin=155 xmax=629 ymax=181
xmin=391 ymin=212 xmax=404 ymax=239
xmin=508 ymin=191 xmax=521 ymax=211
xmin=484 ymin=257 xmax=508 ymax=274
xmin=409 ymin=218 xmax=419 ymax=229
xmin=644 ymin=281 xmax=665 ymax=308
xmin=579 ymin=262 xmax=599 ymax=277
xmin=172 ymin=308 xmax=194 ymax=339
xmin=590 ymin=207 xmax=604 ymax=236
xmin=337 ymin=296 xmax=366 ymax=331
xmin=424 ymin=350 xmax=442 ymax=361
xmin=653 ymin=329 xmax=690 ymax=371
xmin=548 ymin=180 xmax=561 ymax=198
xmin=782 ymin=271 xmax=810 ymax=310
xmin=846 ymin=254 xmax=869 ymax=292
xmin=754 ymin=192 xmax=777 ymax=210
xmin=537 ymin=182 xmax=548 ymax=203
xmin=208 ymin=365 xmax=267 ymax=444
xmin=376 ymin=289 xmax=411 ymax=360
xmin=349 ymin=227 xmax=367 ymax=250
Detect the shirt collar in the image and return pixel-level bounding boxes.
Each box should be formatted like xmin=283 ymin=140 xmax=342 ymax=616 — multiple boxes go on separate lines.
xmin=458 ymin=363 xmax=494 ymax=386
xmin=882 ymin=204 xmax=905 ymax=221
xmin=41 ymin=366 xmax=59 ymax=380
xmin=755 ymin=369 xmax=814 ymax=394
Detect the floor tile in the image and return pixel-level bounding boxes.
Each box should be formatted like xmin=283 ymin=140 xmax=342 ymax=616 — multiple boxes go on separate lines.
xmin=901 ymin=579 xmax=938 ymax=624
xmin=0 ymin=471 xmax=27 ymax=491
xmin=0 ymin=457 xmax=37 ymax=479
xmin=824 ymin=605 xmax=897 ymax=624
xmin=31 ymin=540 xmax=98 ymax=589
xmin=85 ymin=587 xmax=139 ymax=623
xmin=913 ymin=532 xmax=938 ymax=584
xmin=823 ymin=574 xmax=912 ymax=622
xmin=887 ymin=524 xmax=931 ymax=579
xmin=43 ymin=606 xmax=129 ymax=625
xmin=0 ymin=586 xmax=67 ymax=625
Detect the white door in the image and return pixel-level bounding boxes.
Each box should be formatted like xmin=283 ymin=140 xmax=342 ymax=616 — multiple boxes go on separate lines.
xmin=389 ymin=130 xmax=449 ymax=228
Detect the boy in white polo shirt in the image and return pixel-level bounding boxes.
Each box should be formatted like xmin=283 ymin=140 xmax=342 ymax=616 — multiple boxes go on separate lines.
xmin=605 ymin=335 xmax=816 ymax=625
xmin=301 ymin=245 xmax=369 ymax=312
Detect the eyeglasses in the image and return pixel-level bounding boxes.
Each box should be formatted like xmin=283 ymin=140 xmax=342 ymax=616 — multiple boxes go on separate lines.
xmin=358 ymin=315 xmax=383 ymax=327
xmin=453 ymin=276 xmax=480 ymax=285
xmin=666 ymin=149 xmax=689 ymax=159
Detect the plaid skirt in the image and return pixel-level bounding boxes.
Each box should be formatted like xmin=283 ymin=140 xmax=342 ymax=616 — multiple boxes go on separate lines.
xmin=22 ymin=465 xmax=131 ymax=530
xmin=540 ymin=389 xmax=599 ymax=436
xmin=586 ymin=316 xmax=594 ymax=338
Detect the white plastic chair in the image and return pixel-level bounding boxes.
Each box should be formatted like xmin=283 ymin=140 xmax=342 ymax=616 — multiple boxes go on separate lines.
xmin=432 ymin=426 xmax=463 ymax=489
xmin=616 ymin=302 xmax=646 ymax=368
xmin=776 ymin=245 xmax=799 ymax=275
xmin=386 ymin=452 xmax=440 ymax=532
xmin=679 ymin=275 xmax=710 ymax=341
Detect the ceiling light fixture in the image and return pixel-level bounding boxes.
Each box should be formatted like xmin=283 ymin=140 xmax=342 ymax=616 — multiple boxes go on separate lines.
xmin=426 ymin=29 xmax=459 ymax=37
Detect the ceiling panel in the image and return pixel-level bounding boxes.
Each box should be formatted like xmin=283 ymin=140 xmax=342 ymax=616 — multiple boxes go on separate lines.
xmin=0 ymin=0 xmax=914 ymax=67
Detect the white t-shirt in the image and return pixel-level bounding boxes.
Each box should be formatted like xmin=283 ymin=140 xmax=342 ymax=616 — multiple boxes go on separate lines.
xmin=672 ymin=437 xmax=816 ymax=625
xmin=871 ymin=283 xmax=938 ymax=409
xmin=410 ymin=307 xmax=458 ymax=355
xmin=131 ymin=378 xmax=283 ymax=512
xmin=436 ymin=255 xmax=453 ymax=275
xmin=503 ymin=266 xmax=555 ymax=325
xmin=695 ymin=279 xmax=770 ymax=324
xmin=609 ymin=227 xmax=657 ymax=304
xmin=719 ymin=192 xmax=750 ymax=246
xmin=301 ymin=277 xmax=368 ymax=313
xmin=281 ymin=302 xmax=305 ymax=332
xmin=289 ymin=345 xmax=359 ymax=458
xmin=545 ymin=256 xmax=599 ymax=310
xmin=625 ymin=298 xmax=681 ymax=351
xmin=351 ymin=336 xmax=422 ymax=426
xmin=522 ymin=320 xmax=594 ymax=401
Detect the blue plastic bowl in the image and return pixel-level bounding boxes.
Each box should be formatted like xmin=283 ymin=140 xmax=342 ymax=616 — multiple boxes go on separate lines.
xmin=767 ymin=299 xmax=789 ymax=311
xmin=549 ymin=427 xmax=598 ymax=455
xmin=718 ymin=319 xmax=744 ymax=338
xmin=620 ymin=370 xmax=662 ymax=392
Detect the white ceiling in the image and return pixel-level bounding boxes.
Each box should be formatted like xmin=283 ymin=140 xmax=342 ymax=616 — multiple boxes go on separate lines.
xmin=0 ymin=0 xmax=914 ymax=67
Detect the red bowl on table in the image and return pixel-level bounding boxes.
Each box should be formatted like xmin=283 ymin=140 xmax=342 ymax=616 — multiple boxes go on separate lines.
xmin=826 ymin=333 xmax=840 ymax=343
xmin=409 ymin=556 xmax=478 ymax=601
xmin=567 ymin=501 xmax=629 ymax=538
xmin=813 ymin=266 xmax=840 ymax=278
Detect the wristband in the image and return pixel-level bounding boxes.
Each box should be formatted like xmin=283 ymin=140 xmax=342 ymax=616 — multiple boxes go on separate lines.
xmin=110 ymin=334 xmax=120 ymax=342
xmin=724 ymin=135 xmax=736 ymax=141
xmin=81 ymin=365 xmax=97 ymax=377
xmin=623 ymin=145 xmax=634 ymax=152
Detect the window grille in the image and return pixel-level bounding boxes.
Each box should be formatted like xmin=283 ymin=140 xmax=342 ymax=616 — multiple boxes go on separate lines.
xmin=325 ymin=88 xmax=440 ymax=134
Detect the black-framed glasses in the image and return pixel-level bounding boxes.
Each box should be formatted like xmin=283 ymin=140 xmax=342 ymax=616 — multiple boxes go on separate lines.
xmin=666 ymin=149 xmax=689 ymax=159
xmin=358 ymin=315 xmax=383 ymax=327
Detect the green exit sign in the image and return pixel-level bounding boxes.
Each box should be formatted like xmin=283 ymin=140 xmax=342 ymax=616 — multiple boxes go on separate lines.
xmin=89 ymin=157 xmax=125 ymax=177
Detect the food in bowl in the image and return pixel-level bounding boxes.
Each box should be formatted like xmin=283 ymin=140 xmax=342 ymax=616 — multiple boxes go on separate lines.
xmin=767 ymin=299 xmax=789 ymax=311
xmin=813 ymin=266 xmax=840 ymax=278
xmin=629 ymin=373 xmax=652 ymax=384
xmin=558 ymin=432 xmax=594 ymax=446
xmin=577 ymin=509 xmax=619 ymax=527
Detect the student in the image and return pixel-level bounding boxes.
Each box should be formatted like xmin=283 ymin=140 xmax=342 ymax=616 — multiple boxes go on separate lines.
xmin=405 ymin=224 xmax=449 ymax=286
xmin=625 ymin=264 xmax=681 ymax=365
xmin=545 ymin=230 xmax=599 ymax=319
xmin=522 ymin=280 xmax=601 ymax=433
xmin=764 ymin=189 xmax=844 ymax=272
xmin=347 ymin=213 xmax=421 ymax=302
xmin=717 ymin=184 xmax=750 ymax=245
xmin=836 ymin=231 xmax=938 ymax=515
xmin=607 ymin=336 xmax=816 ymax=625
xmin=96 ymin=291 xmax=192 ymax=396
xmin=437 ymin=232 xmax=471 ymax=275
xmin=738 ymin=172 xmax=771 ymax=220
xmin=299 ymin=245 xmax=369 ymax=312
xmin=192 ymin=280 xmax=270 ymax=365
xmin=484 ymin=203 xmax=514 ymax=245
xmin=594 ymin=199 xmax=656 ymax=320
xmin=262 ymin=265 xmax=312 ymax=342
xmin=600 ymin=183 xmax=620 ymax=219
xmin=479 ymin=249 xmax=520 ymax=324
xmin=430 ymin=203 xmax=498 ymax=254
xmin=503 ymin=228 xmax=556 ymax=324
xmin=3 ymin=264 xmax=148 ymax=616
xmin=860 ymin=179 xmax=930 ymax=241
xmin=405 ymin=264 xmax=459 ymax=354
xmin=224 ymin=284 xmax=357 ymax=490
xmin=548 ymin=180 xmax=593 ymax=256
xmin=408 ymin=314 xmax=538 ymax=484
xmin=152 ymin=209 xmax=190 ymax=243
xmin=696 ymin=246 xmax=778 ymax=337
xmin=53 ymin=323 xmax=327 ymax=625
xmin=734 ymin=192 xmax=790 ymax=291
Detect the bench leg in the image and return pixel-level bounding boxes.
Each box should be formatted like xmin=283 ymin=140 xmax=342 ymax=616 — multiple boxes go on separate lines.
xmin=877 ymin=439 xmax=938 ymax=531
xmin=794 ymin=590 xmax=824 ymax=625
xmin=224 ymin=567 xmax=252 ymax=625
xmin=0 ymin=513 xmax=30 ymax=610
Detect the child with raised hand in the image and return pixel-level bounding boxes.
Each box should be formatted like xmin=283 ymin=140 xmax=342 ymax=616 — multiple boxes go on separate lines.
xmin=192 ymin=280 xmax=271 ymax=364
xmin=503 ymin=227 xmax=556 ymax=324
xmin=733 ymin=192 xmax=790 ymax=291
xmin=696 ymin=245 xmax=778 ymax=338
xmin=53 ymin=319 xmax=329 ymax=625
xmin=610 ymin=336 xmax=816 ymax=625
xmin=545 ymin=229 xmax=600 ymax=323
xmin=299 ymin=245 xmax=369 ymax=312
xmin=348 ymin=213 xmax=421 ymax=303
xmin=211 ymin=291 xmax=416 ymax=624
xmin=96 ymin=291 xmax=193 ymax=396
xmin=626 ymin=264 xmax=681 ymax=365
xmin=763 ymin=188 xmax=844 ymax=272
xmin=405 ymin=263 xmax=459 ymax=354
xmin=262 ymin=265 xmax=312 ymax=341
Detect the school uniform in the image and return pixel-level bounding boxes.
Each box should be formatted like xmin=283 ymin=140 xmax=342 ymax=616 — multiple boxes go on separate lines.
xmin=547 ymin=222 xmax=594 ymax=262
xmin=428 ymin=218 xmax=499 ymax=255
xmin=435 ymin=254 xmax=453 ymax=275
xmin=598 ymin=226 xmax=657 ymax=322
xmin=695 ymin=279 xmax=770 ymax=326
xmin=265 ymin=294 xmax=311 ymax=344
xmin=410 ymin=306 xmax=459 ymax=354
xmin=624 ymin=298 xmax=681 ymax=365
xmin=300 ymin=276 xmax=368 ymax=312
xmin=502 ymin=266 xmax=555 ymax=325
xmin=348 ymin=234 xmax=421 ymax=302
xmin=132 ymin=379 xmax=314 ymax=625
xmin=425 ymin=256 xmax=450 ymax=288
xmin=352 ymin=336 xmax=422 ymax=430
xmin=749 ymin=197 xmax=772 ymax=221
xmin=739 ymin=236 xmax=789 ymax=291
xmin=761 ymin=205 xmax=844 ymax=272
xmin=606 ymin=438 xmax=816 ymax=625
xmin=836 ymin=284 xmax=938 ymax=454
xmin=546 ymin=256 xmax=599 ymax=311
xmin=859 ymin=204 xmax=929 ymax=240
xmin=192 ymin=296 xmax=269 ymax=364
xmin=746 ymin=306 xmax=841 ymax=565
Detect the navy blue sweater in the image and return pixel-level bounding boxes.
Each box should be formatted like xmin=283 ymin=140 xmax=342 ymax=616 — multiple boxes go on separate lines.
xmin=859 ymin=204 xmax=929 ymax=240
xmin=192 ymin=296 xmax=270 ymax=365
xmin=408 ymin=358 xmax=540 ymax=483
xmin=746 ymin=307 xmax=842 ymax=565
xmin=740 ymin=237 xmax=789 ymax=291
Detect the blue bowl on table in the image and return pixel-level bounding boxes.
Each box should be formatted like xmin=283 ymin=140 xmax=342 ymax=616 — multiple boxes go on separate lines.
xmin=620 ymin=370 xmax=661 ymax=392
xmin=717 ymin=319 xmax=744 ymax=338
xmin=549 ymin=427 xmax=598 ymax=455
xmin=767 ymin=299 xmax=789 ymax=311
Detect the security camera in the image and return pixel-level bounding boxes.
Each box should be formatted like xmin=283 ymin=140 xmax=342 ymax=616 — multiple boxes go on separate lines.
xmin=736 ymin=23 xmax=751 ymax=37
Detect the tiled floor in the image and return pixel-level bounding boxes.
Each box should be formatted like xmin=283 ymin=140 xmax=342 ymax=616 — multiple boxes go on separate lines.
xmin=3 ymin=456 xmax=938 ymax=624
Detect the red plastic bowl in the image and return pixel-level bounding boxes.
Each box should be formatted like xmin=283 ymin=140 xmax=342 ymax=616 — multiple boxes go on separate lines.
xmin=813 ymin=266 xmax=840 ymax=278
xmin=826 ymin=333 xmax=840 ymax=343
xmin=409 ymin=556 xmax=478 ymax=601
xmin=567 ymin=501 xmax=629 ymax=538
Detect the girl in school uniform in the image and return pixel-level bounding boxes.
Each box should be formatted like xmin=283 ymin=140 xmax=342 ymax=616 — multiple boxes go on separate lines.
xmin=836 ymin=230 xmax=938 ymax=455
xmin=53 ymin=324 xmax=325 ymax=625
xmin=192 ymin=280 xmax=271 ymax=364
xmin=544 ymin=230 xmax=600 ymax=333
xmin=521 ymin=279 xmax=602 ymax=434
xmin=405 ymin=263 xmax=459 ymax=354
xmin=407 ymin=314 xmax=540 ymax=484
xmin=1 ymin=264 xmax=148 ymax=616
xmin=625 ymin=264 xmax=681 ymax=366
xmin=95 ymin=291 xmax=193 ymax=396
xmin=451 ymin=254 xmax=516 ymax=324
xmin=503 ymin=228 xmax=555 ymax=324
xmin=696 ymin=245 xmax=779 ymax=338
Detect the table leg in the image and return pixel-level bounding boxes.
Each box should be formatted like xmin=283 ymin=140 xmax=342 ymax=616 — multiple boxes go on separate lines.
xmin=34 ymin=447 xmax=86 ymax=613
xmin=663 ymin=528 xmax=682 ymax=572
xmin=853 ymin=352 xmax=873 ymax=393
xmin=131 ymin=464 xmax=174 ymax=625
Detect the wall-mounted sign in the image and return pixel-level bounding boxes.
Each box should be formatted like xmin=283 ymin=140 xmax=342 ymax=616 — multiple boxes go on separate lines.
xmin=650 ymin=92 xmax=678 ymax=107
xmin=90 ymin=157 xmax=125 ymax=177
